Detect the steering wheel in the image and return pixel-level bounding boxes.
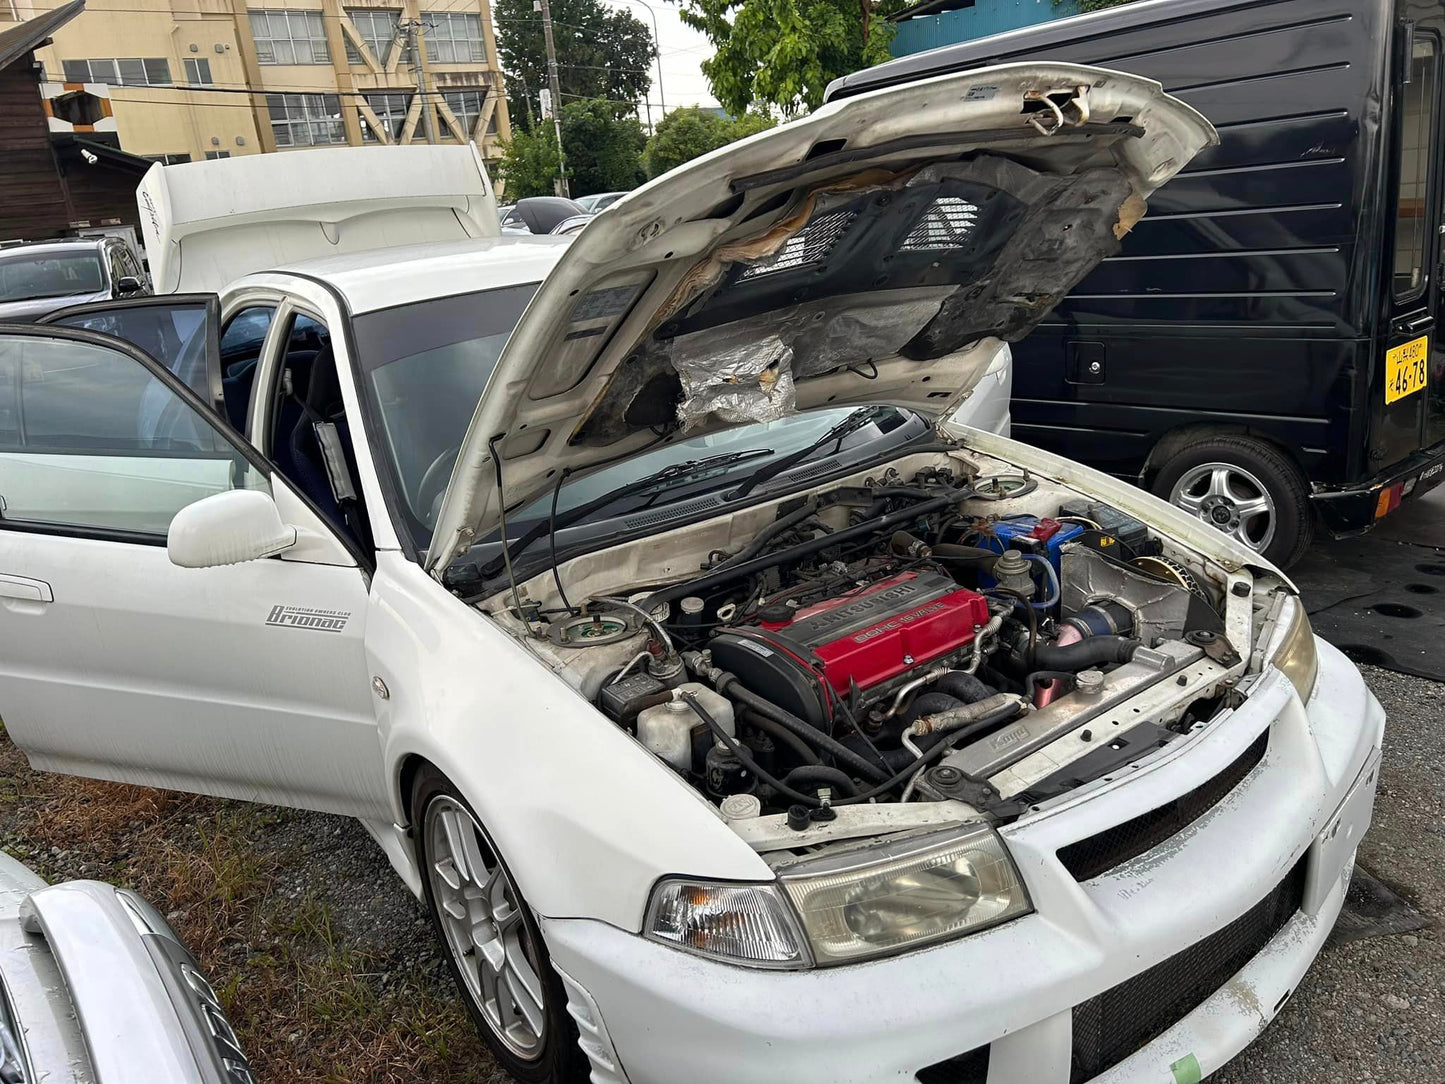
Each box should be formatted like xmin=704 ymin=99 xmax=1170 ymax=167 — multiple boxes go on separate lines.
xmin=417 ymin=445 xmax=461 ymax=527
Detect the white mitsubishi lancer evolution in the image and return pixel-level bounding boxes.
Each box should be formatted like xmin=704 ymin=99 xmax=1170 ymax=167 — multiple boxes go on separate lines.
xmin=0 ymin=63 xmax=1382 ymax=1084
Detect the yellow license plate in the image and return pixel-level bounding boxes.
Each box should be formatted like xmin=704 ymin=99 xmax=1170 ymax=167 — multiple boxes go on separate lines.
xmin=1386 ymin=335 xmax=1430 ymax=404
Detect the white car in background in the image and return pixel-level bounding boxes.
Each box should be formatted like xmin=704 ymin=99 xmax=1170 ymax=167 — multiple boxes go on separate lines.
xmin=0 ymin=66 xmax=1380 ymax=1084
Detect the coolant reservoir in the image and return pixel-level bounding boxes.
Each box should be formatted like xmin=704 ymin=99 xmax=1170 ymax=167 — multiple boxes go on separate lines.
xmin=636 ymin=682 xmax=735 ymax=772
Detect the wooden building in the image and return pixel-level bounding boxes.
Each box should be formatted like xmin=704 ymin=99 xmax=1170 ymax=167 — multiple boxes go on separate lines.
xmin=0 ymin=0 xmax=150 ymax=244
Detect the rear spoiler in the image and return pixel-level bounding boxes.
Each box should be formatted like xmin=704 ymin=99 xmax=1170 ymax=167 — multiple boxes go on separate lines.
xmin=137 ymin=144 xmax=500 ymax=293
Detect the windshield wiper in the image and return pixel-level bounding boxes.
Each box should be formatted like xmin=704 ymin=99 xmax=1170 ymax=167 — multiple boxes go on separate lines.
xmin=476 ymin=448 xmax=775 ymax=578
xmin=729 ymin=406 xmax=888 ymax=500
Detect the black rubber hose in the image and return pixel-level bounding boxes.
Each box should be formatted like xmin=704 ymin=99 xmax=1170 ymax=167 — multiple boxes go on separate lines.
xmin=717 ymin=674 xmax=891 ymax=783
xmin=642 ymin=487 xmax=969 ymax=611
xmin=931 ymin=544 xmax=1002 ymax=568
xmin=935 ymin=672 xmax=996 ymax=704
xmin=740 ymin=709 xmax=821 ymax=766
xmin=712 ymin=498 xmax=821 ymax=572
xmin=784 ymin=765 xmax=862 ymax=798
xmin=840 ymin=735 xmax=918 ymax=774
xmin=1032 ymin=636 xmax=1141 ymax=672
xmin=900 ymin=692 xmax=965 ymax=728
xmin=687 ymin=694 xmax=1025 ymax=808
xmin=837 ymin=700 xmax=1026 ymax=805
xmin=681 ymin=693 xmax=837 ymax=808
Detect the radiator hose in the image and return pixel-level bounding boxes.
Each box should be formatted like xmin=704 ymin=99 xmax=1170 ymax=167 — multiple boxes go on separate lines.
xmin=1031 ymin=635 xmax=1141 ymax=672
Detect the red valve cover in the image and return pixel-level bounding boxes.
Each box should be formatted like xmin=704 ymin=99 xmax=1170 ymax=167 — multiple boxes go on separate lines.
xmin=758 ymin=570 xmax=990 ymax=693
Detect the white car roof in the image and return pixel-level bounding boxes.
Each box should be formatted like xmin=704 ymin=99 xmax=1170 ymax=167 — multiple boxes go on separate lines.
xmin=266 ymin=235 xmax=572 ymax=314
xmin=0 ymin=239 xmax=106 ymax=258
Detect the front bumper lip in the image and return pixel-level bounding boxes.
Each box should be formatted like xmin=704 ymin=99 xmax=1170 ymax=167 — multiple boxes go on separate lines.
xmin=543 ymin=642 xmax=1384 ymax=1084
xmin=1311 ymin=437 xmax=1445 ymax=535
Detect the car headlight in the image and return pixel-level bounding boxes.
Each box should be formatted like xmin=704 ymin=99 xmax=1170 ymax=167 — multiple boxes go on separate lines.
xmin=645 ymin=880 xmax=810 ymax=969
xmin=1270 ymin=595 xmax=1319 ymax=702
xmin=780 ymin=823 xmax=1031 ymax=965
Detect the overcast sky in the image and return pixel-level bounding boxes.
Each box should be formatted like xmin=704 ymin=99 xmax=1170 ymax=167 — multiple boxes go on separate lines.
xmin=600 ymin=0 xmax=719 ymax=111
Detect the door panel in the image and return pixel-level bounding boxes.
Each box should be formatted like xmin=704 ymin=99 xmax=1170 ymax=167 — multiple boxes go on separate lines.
xmin=1374 ymin=28 xmax=1441 ymax=470
xmin=0 ymin=325 xmax=391 ymax=819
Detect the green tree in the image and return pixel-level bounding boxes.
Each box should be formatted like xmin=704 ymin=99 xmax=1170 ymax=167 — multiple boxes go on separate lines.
xmin=564 ymin=99 xmax=648 ymax=195
xmin=498 ymin=123 xmax=560 ymax=199
xmin=643 ymin=106 xmax=776 ymax=178
xmin=494 ymin=0 xmax=657 ymax=127
xmin=1060 ymin=0 xmax=1137 ymax=10
xmin=499 ymin=99 xmax=647 ymax=198
xmin=674 ymin=0 xmax=904 ymax=118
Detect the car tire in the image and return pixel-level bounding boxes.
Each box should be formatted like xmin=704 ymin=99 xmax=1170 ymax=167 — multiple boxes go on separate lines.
xmin=1151 ymin=435 xmax=1313 ymax=569
xmin=411 ymin=767 xmax=589 ymax=1084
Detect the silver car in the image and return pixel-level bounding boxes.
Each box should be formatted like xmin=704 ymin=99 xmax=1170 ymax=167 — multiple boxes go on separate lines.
xmin=0 ymin=238 xmax=148 ymax=323
xmin=0 ymin=851 xmax=253 ymax=1082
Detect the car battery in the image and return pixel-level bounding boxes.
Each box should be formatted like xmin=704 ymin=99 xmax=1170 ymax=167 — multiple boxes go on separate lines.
xmin=975 ymin=516 xmax=1084 ymax=592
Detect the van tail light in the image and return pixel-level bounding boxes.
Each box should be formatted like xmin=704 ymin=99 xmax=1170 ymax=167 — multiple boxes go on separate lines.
xmin=1375 ymin=482 xmax=1404 ymax=520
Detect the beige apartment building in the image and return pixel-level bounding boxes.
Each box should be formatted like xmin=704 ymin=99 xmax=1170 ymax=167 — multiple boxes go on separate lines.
xmin=5 ymin=0 xmax=510 ymax=165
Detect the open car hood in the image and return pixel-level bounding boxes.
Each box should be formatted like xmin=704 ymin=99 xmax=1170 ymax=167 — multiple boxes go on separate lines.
xmin=427 ymin=63 xmax=1215 ymax=572
xmin=138 ymin=145 xmax=499 ymax=294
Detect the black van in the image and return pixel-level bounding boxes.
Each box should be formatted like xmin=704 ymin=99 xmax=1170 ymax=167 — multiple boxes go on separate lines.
xmin=827 ymin=0 xmax=1445 ymax=568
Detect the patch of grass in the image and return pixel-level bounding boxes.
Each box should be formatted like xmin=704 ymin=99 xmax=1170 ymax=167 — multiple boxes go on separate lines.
xmin=0 ymin=732 xmax=495 ymax=1083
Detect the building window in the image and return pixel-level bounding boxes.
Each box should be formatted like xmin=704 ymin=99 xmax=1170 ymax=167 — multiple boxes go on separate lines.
xmin=344 ymin=8 xmax=399 ymax=64
xmin=62 ymin=58 xmax=172 ymax=86
xmin=183 ymin=57 xmax=213 ymax=85
xmin=249 ymin=10 xmax=331 ymax=65
xmin=362 ymin=92 xmax=411 ymax=142
xmin=145 ymin=153 xmax=194 ymax=165
xmin=442 ymin=87 xmax=487 ymax=136
xmin=205 ymin=150 xmax=232 ymax=160
xmin=266 ymin=92 xmax=345 ymax=146
xmin=424 ymin=12 xmax=485 ymax=63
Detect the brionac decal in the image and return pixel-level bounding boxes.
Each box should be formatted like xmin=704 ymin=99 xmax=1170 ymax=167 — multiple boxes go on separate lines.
xmin=265 ymin=605 xmax=351 ymax=633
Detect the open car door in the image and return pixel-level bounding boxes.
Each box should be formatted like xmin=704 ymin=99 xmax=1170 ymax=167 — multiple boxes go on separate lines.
xmin=40 ymin=293 xmax=226 ymax=419
xmin=0 ymin=319 xmax=393 ymax=820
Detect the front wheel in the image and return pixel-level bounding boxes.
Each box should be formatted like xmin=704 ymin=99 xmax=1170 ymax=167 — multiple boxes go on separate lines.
xmin=1151 ymin=435 xmax=1313 ymax=569
xmin=412 ymin=768 xmax=589 ymax=1083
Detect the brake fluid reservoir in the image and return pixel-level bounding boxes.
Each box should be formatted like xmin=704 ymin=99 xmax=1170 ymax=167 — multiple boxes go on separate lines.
xmin=636 ymin=683 xmax=735 ymax=772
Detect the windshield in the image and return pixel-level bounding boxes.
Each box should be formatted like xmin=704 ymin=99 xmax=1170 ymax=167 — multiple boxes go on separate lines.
xmin=352 ymin=284 xmax=540 ymax=547
xmin=509 ymin=406 xmax=915 ymax=526
xmin=0 ymin=252 xmax=104 ymax=302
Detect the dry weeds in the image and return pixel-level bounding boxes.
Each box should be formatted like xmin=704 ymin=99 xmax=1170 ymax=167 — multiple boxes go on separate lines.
xmin=0 ymin=730 xmax=498 ymax=1083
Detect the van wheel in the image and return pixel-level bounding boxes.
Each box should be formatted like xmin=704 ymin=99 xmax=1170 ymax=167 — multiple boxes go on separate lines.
xmin=1152 ymin=436 xmax=1312 ymax=569
xmin=411 ymin=767 xmax=589 ymax=1083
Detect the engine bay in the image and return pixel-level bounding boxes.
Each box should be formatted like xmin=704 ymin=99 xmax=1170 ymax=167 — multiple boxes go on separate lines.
xmin=488 ymin=450 xmax=1259 ymax=841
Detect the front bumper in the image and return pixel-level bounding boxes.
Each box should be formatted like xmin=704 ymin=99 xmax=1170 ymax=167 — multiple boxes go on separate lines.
xmin=17 ymin=880 xmax=253 ymax=1083
xmin=1311 ymin=437 xmax=1445 ymax=536
xmin=544 ymin=639 xmax=1384 ymax=1084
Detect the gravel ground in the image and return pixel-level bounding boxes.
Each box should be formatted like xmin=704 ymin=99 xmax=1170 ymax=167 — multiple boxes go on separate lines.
xmin=0 ymin=663 xmax=1437 ymax=1081
xmin=1213 ymin=664 xmax=1443 ymax=1083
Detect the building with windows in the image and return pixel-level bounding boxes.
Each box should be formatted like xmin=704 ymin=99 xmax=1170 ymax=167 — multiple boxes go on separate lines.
xmin=889 ymin=0 xmax=1079 ymax=57
xmin=6 ymin=0 xmax=510 ymax=166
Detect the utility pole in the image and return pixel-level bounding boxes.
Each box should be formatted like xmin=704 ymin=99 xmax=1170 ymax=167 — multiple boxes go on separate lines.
xmin=535 ymin=0 xmax=568 ymax=196
xmin=402 ymin=18 xmax=439 ymax=144
xmin=618 ymin=0 xmax=665 ymax=118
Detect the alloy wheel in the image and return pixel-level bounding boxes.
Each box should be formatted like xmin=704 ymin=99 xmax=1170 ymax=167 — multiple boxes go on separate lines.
xmin=1169 ymin=461 xmax=1277 ymax=553
xmin=423 ymin=795 xmax=547 ymax=1060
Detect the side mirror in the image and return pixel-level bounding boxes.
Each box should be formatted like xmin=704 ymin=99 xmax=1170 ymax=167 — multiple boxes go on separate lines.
xmin=115 ymin=276 xmax=144 ymax=295
xmin=168 ymin=489 xmax=297 ymax=568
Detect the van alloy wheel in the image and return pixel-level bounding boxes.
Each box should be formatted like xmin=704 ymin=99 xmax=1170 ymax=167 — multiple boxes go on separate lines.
xmin=423 ymin=794 xmax=547 ymax=1061
xmin=1169 ymin=462 xmax=1278 ymax=553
